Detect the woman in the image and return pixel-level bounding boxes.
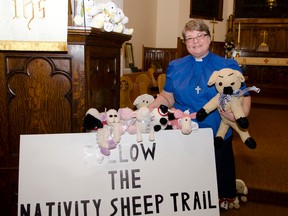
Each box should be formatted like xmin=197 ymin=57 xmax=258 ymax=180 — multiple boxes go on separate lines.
xmin=148 ymin=19 xmax=251 ymax=205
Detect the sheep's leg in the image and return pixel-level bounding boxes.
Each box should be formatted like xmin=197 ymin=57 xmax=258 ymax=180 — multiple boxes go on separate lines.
xmin=136 ymin=122 xmax=143 ymax=142
xmin=216 ymin=121 xmax=229 ymax=139
xmin=232 ymin=123 xmax=256 ymax=149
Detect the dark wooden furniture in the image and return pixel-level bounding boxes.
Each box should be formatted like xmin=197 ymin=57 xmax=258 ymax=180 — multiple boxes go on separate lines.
xmin=235 ymin=51 xmax=288 ymax=107
xmin=0 ymin=27 xmax=131 ymax=216
xmin=142 ymin=37 xmax=225 ymax=72
xmin=234 ymin=0 xmax=288 ymax=19
xmin=142 ymin=46 xmax=178 ymax=72
xmin=190 ymin=0 xmax=223 ymax=21
xmin=233 ymin=18 xmax=288 ymax=52
xmin=230 ymin=18 xmax=288 ymax=107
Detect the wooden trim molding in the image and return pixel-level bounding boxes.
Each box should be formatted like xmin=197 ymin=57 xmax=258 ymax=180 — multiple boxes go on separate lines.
xmin=235 ymin=57 xmax=288 ymax=66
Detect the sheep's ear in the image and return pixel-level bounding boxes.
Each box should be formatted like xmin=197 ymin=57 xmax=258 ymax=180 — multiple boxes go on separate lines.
xmin=133 ymin=96 xmax=140 ymax=105
xmin=99 ymin=113 xmax=107 ymax=122
xmin=207 ymin=71 xmax=218 ymax=86
xmin=189 ymin=112 xmax=197 ymax=119
xmin=174 ymin=110 xmax=183 ymax=119
xmin=236 ymin=70 xmax=245 ymax=82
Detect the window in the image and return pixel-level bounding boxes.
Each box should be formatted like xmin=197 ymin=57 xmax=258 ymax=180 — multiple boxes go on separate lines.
xmin=234 ymin=0 xmax=288 ymax=18
xmin=190 ymin=0 xmax=223 ymax=21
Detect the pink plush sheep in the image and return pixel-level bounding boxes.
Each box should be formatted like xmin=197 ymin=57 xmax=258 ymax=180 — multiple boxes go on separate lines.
xmin=169 ymin=109 xmax=198 ymax=135
xmin=118 ymin=107 xmax=137 ymax=134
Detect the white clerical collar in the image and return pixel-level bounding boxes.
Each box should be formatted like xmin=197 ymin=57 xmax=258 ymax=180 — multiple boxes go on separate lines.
xmin=194 ymin=52 xmax=210 ymax=62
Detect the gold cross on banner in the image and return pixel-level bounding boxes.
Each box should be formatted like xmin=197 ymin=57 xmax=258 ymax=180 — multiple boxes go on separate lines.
xmin=260 ymin=31 xmax=268 ymax=46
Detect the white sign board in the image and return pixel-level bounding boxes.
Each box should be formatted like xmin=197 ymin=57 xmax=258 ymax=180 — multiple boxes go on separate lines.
xmin=0 ymin=0 xmax=67 ymax=51
xmin=18 ymin=129 xmax=219 ymax=216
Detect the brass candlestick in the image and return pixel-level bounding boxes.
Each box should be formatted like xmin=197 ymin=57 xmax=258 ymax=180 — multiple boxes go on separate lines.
xmin=210 ymin=18 xmax=218 ymax=52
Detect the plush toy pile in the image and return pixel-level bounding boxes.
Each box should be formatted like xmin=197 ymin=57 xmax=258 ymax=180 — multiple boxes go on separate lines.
xmin=219 ymin=179 xmax=248 ymax=210
xmin=83 ymin=99 xmax=199 ymax=156
xmin=73 ymin=0 xmax=133 ymax=35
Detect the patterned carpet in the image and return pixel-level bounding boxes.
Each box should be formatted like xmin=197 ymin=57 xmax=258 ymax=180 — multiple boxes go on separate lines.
xmin=220 ymin=200 xmax=288 ymax=216
xmin=232 ymin=104 xmax=288 ymax=207
xmin=219 ymin=104 xmax=288 ymax=215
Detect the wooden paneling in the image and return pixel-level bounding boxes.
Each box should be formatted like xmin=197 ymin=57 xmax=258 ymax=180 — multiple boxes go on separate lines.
xmin=0 ymin=27 xmax=131 ymax=216
xmin=190 ymin=0 xmax=223 ymax=21
xmin=0 ymin=53 xmax=73 ymax=216
xmin=233 ymin=18 xmax=288 ymax=52
xmin=227 ymin=16 xmax=288 ymax=106
xmin=142 ymin=46 xmax=178 ymax=72
xmin=211 ymin=41 xmax=226 ymax=57
xmin=68 ymin=27 xmax=131 ymax=111
xmin=0 ymin=54 xmax=73 ymax=167
xmin=236 ymin=51 xmax=288 ymax=106
xmin=0 ymin=169 xmax=18 ymax=216
xmin=234 ymin=0 xmax=288 ymax=18
xmin=88 ymin=45 xmax=119 ymax=111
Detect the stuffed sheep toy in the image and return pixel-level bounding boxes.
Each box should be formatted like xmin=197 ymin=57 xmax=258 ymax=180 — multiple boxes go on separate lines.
xmin=236 ymin=179 xmax=248 ymax=203
xmin=90 ymin=1 xmax=117 ymax=31
xmin=83 ymin=108 xmax=105 ymax=132
xmin=133 ymin=94 xmax=155 ymax=110
xmin=118 ymin=107 xmax=137 ymax=135
xmin=168 ymin=108 xmax=198 ymax=135
xmin=111 ymin=8 xmax=134 ymax=35
xmin=150 ymin=105 xmax=170 ymax=132
xmin=196 ymin=68 xmax=260 ymax=149
xmin=96 ymin=109 xmax=124 ymax=156
xmin=135 ymin=107 xmax=154 ymax=142
xmin=73 ymin=0 xmax=103 ymax=26
xmin=225 ymin=179 xmax=248 ymax=209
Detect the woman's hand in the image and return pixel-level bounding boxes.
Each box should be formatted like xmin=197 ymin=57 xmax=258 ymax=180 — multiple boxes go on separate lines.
xmin=220 ymin=109 xmax=236 ymax=122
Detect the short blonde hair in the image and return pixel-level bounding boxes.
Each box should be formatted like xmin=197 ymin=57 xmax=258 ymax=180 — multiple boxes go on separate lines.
xmin=182 ymin=19 xmax=211 ymax=40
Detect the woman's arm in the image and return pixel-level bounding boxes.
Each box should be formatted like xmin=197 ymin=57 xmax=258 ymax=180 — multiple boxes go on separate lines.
xmin=147 ymin=91 xmax=175 ymax=111
xmin=220 ymin=96 xmax=251 ymax=122
xmin=242 ymin=95 xmax=252 ymax=116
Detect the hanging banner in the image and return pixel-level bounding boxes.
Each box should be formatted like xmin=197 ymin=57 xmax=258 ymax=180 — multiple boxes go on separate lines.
xmin=0 ymin=0 xmax=68 ymax=51
xmin=18 ymin=129 xmax=219 ymax=216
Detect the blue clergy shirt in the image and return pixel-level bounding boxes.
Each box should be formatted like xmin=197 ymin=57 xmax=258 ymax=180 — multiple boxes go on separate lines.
xmin=164 ymin=51 xmax=247 ymax=139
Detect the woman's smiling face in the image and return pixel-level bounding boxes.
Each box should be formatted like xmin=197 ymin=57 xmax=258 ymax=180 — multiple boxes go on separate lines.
xmin=185 ymin=30 xmax=211 ymax=59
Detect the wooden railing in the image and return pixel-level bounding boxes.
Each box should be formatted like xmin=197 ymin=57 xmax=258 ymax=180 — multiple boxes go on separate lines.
xmin=235 ymin=51 xmax=288 ymax=106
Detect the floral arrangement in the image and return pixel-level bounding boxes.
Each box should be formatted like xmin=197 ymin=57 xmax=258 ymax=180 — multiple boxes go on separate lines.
xmin=224 ymin=41 xmax=235 ymax=52
xmin=224 ymin=41 xmax=235 ymax=58
xmin=224 ymin=28 xmax=235 ymax=58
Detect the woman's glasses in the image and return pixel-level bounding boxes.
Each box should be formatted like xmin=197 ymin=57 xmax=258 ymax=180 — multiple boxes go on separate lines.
xmin=185 ymin=33 xmax=208 ymax=43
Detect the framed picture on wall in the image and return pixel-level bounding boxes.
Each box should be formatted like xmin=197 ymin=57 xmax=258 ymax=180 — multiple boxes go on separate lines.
xmin=125 ymin=43 xmax=134 ymax=68
xmin=190 ymin=0 xmax=223 ymax=21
